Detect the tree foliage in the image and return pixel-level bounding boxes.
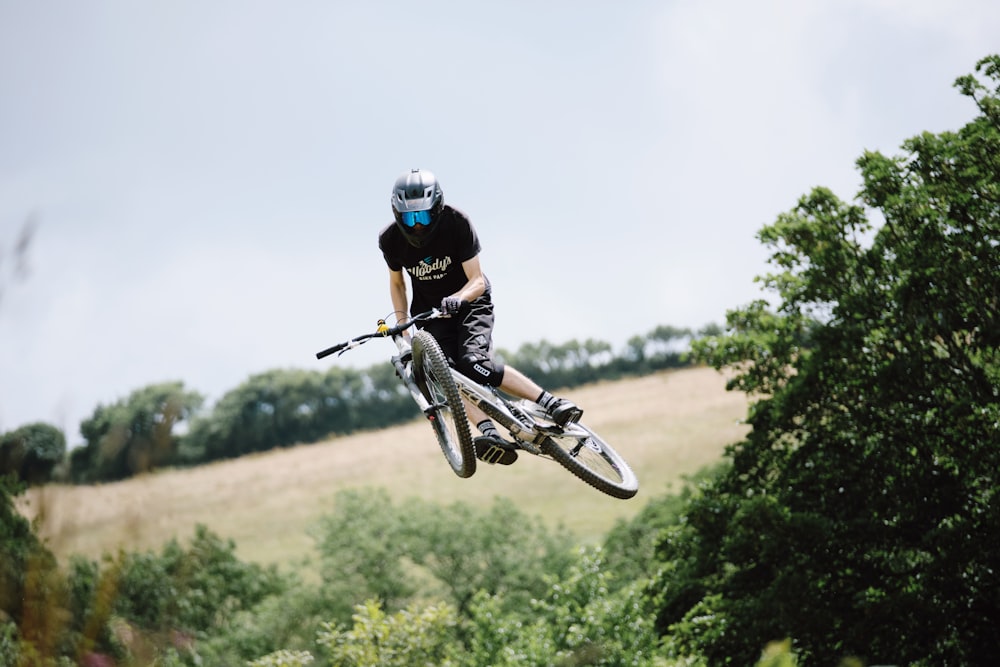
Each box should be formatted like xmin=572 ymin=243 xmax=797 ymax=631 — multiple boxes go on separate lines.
xmin=72 ymin=381 xmax=203 ymax=482
xmin=650 ymin=55 xmax=1000 ymax=665
xmin=111 ymin=525 xmax=285 ymax=636
xmin=0 ymin=422 xmax=66 ymax=484
xmin=602 ymin=463 xmax=726 ymax=589
xmin=0 ymin=475 xmax=69 ymax=663
xmin=0 ymin=475 xmax=53 ymax=623
xmin=0 ymin=520 xmax=289 ymax=665
xmin=311 ymin=489 xmax=576 ymax=620
xmin=317 ymin=600 xmax=460 ymax=667
xmin=313 ymin=549 xmax=665 ymax=667
xmin=312 ymin=488 xmax=419 ymax=617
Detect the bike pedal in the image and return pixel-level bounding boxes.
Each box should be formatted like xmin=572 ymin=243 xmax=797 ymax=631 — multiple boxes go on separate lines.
xmin=474 ymin=437 xmax=518 ymax=465
xmin=554 ymin=407 xmax=583 ymax=427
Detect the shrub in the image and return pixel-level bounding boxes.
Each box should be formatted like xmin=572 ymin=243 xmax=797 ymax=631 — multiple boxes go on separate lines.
xmin=0 ymin=422 xmax=66 ymax=484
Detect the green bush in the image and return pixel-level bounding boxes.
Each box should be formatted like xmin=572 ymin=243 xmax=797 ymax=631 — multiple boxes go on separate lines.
xmin=52 ymin=524 xmax=287 ymax=664
xmin=0 ymin=422 xmax=66 ymax=484
xmin=602 ymin=464 xmax=727 ymax=588
xmin=249 ymin=648 xmax=316 ymax=667
xmin=464 ymin=548 xmax=662 ymax=667
xmin=117 ymin=525 xmax=286 ymax=635
xmin=0 ymin=475 xmax=58 ymax=625
xmin=312 ymin=489 xmax=576 ymax=620
xmin=317 ymin=600 xmax=460 ymax=667
xmin=193 ymin=577 xmax=330 ymax=665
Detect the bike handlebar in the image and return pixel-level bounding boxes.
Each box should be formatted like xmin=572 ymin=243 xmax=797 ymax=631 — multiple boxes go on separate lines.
xmin=315 ymin=309 xmax=442 ymax=360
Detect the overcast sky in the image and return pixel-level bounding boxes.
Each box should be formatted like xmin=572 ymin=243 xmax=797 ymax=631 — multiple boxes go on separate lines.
xmin=1 ymin=0 xmax=997 ymax=441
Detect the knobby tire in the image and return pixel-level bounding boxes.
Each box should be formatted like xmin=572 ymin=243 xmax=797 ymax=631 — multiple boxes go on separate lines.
xmin=542 ymin=422 xmax=638 ymax=499
xmin=412 ymin=330 xmax=476 ymax=478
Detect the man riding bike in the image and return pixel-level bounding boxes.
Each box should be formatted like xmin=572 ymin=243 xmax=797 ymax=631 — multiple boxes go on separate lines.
xmin=378 ymin=168 xmax=583 ymax=466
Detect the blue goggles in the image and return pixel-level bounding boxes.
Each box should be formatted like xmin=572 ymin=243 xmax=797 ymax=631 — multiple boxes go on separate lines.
xmin=400 ymin=210 xmax=432 ymax=228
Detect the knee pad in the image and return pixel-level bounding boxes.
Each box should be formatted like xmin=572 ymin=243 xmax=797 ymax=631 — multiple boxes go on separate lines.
xmin=456 ymin=353 xmax=505 ymax=387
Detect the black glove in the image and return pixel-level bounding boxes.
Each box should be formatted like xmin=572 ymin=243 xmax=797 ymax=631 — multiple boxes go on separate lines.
xmin=440 ymin=296 xmax=465 ymax=316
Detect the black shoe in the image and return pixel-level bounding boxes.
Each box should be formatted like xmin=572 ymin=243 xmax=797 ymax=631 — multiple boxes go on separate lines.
xmin=547 ymin=398 xmax=583 ymax=427
xmin=474 ymin=435 xmax=518 ymax=465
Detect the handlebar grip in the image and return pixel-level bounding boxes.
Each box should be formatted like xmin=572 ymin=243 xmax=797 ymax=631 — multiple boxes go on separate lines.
xmin=316 ymin=343 xmax=346 ymax=359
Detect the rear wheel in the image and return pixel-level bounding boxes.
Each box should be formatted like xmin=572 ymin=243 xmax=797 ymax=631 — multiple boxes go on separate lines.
xmin=412 ymin=330 xmax=476 ymax=478
xmin=542 ymin=422 xmax=638 ymax=499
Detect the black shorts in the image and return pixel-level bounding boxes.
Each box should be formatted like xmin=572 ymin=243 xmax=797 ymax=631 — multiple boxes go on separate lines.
xmin=418 ymin=295 xmax=505 ymax=386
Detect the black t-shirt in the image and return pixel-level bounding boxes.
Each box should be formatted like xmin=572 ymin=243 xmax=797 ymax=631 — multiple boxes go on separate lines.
xmin=378 ymin=205 xmax=489 ymax=314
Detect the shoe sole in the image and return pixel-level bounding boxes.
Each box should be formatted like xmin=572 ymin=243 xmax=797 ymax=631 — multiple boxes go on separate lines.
xmin=474 ymin=437 xmax=518 ymax=465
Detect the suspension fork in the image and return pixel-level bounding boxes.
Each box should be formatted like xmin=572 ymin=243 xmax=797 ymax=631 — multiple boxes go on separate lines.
xmin=390 ymin=337 xmax=436 ymax=415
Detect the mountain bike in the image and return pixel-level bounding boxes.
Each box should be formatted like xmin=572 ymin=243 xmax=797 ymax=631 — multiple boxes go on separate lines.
xmin=316 ymin=310 xmax=638 ymax=499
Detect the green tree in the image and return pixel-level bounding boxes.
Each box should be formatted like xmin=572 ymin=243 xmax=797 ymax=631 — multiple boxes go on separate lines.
xmin=0 ymin=475 xmax=67 ymax=660
xmin=650 ymin=55 xmax=1000 ymax=665
xmin=0 ymin=422 xmax=66 ymax=484
xmin=59 ymin=525 xmax=287 ymax=663
xmin=312 ymin=489 xmax=577 ymax=622
xmin=111 ymin=525 xmax=285 ymax=635
xmin=73 ymin=381 xmax=203 ymax=482
xmin=249 ymin=648 xmax=316 ymax=667
xmin=317 ymin=600 xmax=459 ymax=667
xmin=182 ymin=369 xmax=313 ymax=462
xmin=195 ymin=578 xmax=330 ymax=666
xmin=0 ymin=475 xmax=42 ymax=620
xmin=614 ymin=325 xmax=692 ymax=376
xmin=463 ymin=550 xmax=663 ymax=667
xmin=312 ymin=488 xmax=418 ymax=618
xmin=602 ymin=464 xmax=726 ymax=589
xmin=403 ymin=496 xmax=576 ymax=617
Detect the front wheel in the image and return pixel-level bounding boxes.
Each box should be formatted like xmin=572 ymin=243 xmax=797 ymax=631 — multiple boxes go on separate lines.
xmin=542 ymin=422 xmax=638 ymax=499
xmin=412 ymin=330 xmax=476 ymax=478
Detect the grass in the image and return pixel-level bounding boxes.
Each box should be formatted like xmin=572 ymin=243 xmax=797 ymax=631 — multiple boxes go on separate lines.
xmin=19 ymin=366 xmax=748 ymax=571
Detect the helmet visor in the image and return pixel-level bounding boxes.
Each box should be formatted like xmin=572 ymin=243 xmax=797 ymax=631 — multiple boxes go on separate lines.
xmin=400 ymin=210 xmax=432 ymax=228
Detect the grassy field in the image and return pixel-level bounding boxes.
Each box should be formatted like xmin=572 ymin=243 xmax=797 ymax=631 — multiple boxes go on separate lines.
xmin=19 ymin=366 xmax=748 ymax=571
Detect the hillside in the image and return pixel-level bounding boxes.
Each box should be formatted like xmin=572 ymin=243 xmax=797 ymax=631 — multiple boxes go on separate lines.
xmin=20 ymin=366 xmax=748 ymax=570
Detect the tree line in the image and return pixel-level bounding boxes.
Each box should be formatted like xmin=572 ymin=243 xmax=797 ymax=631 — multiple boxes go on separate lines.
xmin=1 ymin=324 xmax=711 ymax=485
